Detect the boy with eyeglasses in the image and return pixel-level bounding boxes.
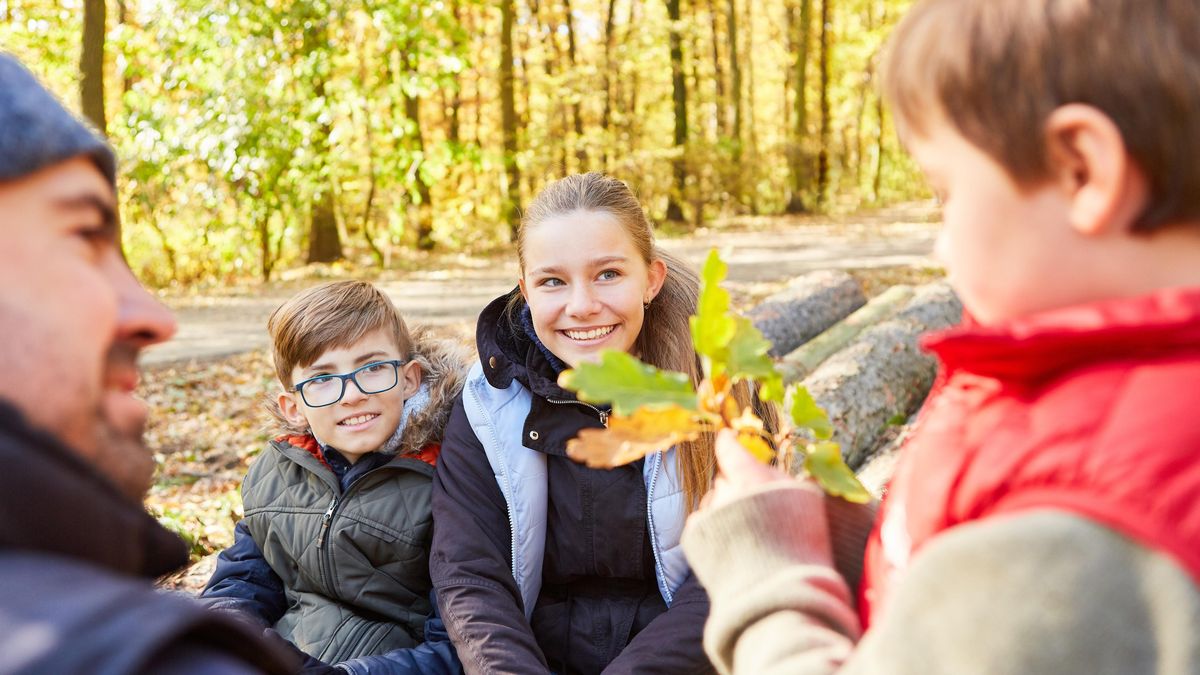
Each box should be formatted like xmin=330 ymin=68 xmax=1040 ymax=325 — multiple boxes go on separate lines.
xmin=201 ymin=280 xmax=466 ymax=674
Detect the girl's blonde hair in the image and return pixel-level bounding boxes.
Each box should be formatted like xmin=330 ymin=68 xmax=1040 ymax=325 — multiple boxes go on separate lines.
xmin=514 ymin=172 xmax=777 ymax=510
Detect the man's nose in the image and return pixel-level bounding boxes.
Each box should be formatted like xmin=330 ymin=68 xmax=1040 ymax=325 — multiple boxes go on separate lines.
xmin=113 ymin=258 xmax=177 ymax=349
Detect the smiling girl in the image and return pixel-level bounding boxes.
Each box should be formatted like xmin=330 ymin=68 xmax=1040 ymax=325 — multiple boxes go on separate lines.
xmin=431 ymin=173 xmax=726 ymax=673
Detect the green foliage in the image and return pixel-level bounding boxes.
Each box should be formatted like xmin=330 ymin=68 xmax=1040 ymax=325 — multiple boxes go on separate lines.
xmin=790 ymin=386 xmax=834 ymax=440
xmin=6 ymin=0 xmax=925 ymax=287
xmin=558 ymin=351 xmax=698 ymax=416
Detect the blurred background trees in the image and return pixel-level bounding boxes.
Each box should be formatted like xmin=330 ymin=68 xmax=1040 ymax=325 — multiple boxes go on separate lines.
xmin=2 ymin=0 xmax=923 ymax=287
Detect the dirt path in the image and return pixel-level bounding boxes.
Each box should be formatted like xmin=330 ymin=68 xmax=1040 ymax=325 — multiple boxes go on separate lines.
xmin=143 ymin=206 xmax=941 ymax=366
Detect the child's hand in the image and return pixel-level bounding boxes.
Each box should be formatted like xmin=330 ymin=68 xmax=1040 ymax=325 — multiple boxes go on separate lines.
xmin=702 ymin=429 xmax=794 ymax=511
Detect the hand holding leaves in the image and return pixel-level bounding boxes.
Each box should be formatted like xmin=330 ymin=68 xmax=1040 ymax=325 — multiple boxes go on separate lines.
xmin=559 ymin=249 xmax=870 ymax=503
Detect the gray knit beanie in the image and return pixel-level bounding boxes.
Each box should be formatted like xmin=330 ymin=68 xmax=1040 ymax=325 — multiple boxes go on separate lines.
xmin=0 ymin=53 xmax=116 ymax=186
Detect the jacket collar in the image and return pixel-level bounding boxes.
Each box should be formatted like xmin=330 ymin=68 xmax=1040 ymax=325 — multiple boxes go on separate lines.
xmin=477 ymin=290 xmax=577 ymax=401
xmin=0 ymin=399 xmax=187 ymax=578
xmin=924 ymin=286 xmax=1200 ymax=383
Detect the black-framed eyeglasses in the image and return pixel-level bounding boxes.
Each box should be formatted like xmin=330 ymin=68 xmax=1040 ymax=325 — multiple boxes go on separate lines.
xmin=292 ymin=360 xmax=406 ymax=408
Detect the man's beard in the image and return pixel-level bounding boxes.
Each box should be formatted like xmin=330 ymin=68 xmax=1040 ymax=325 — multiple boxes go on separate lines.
xmin=92 ymin=399 xmax=156 ymax=503
xmin=92 ymin=342 xmax=157 ymax=503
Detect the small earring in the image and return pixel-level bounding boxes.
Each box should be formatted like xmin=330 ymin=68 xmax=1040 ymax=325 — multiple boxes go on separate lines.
xmin=643 ymin=298 xmax=652 ymax=310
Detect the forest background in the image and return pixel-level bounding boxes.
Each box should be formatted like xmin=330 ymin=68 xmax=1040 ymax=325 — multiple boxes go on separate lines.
xmin=4 ymin=0 xmax=923 ymax=288
xmin=4 ymin=0 xmax=936 ymax=561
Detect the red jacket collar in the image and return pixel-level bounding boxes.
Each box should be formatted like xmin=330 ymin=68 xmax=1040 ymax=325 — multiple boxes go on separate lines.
xmin=922 ymin=287 xmax=1200 ymax=383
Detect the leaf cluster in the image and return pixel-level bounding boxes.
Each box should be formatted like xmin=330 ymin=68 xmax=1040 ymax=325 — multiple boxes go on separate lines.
xmin=559 ymin=249 xmax=869 ymax=503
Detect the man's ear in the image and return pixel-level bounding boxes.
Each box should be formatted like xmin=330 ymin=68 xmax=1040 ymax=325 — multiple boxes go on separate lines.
xmin=1044 ymin=103 xmax=1149 ymax=236
xmin=277 ymin=391 xmax=309 ymax=430
xmin=399 ymin=360 xmax=423 ymax=398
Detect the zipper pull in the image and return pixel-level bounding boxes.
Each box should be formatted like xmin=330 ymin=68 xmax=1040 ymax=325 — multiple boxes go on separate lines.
xmin=316 ymin=497 xmax=338 ymax=548
xmin=599 ymin=409 xmax=609 ymax=427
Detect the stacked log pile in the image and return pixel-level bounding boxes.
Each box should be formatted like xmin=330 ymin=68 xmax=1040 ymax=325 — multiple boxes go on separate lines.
xmin=750 ymin=278 xmax=961 ymax=480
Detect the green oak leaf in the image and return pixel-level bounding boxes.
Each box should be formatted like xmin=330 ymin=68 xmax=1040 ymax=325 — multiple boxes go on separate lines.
xmin=789 ymin=384 xmax=834 ymax=440
xmin=691 ymin=249 xmax=736 ymax=367
xmin=804 ymin=441 xmax=872 ymax=504
xmin=558 ymin=350 xmax=698 ymax=416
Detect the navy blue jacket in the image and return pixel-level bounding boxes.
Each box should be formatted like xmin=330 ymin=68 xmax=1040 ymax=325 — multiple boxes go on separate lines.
xmin=431 ymin=292 xmax=715 ymax=675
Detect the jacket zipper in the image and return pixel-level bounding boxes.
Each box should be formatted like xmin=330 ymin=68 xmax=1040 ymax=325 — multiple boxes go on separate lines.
xmin=546 ymin=397 xmax=609 ymax=427
xmin=313 ymin=463 xmax=407 ymax=598
xmin=467 ymin=383 xmax=523 ymax=584
xmin=646 ymin=450 xmax=673 ymax=606
xmin=316 ymin=496 xmax=340 ymax=596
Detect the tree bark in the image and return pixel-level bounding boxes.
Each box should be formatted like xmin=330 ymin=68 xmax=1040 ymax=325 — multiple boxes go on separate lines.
xmin=665 ymin=0 xmax=687 ymax=222
xmin=81 ymin=0 xmax=106 ymax=134
xmin=799 ymin=283 xmax=962 ymax=469
xmin=708 ymin=0 xmax=728 ymax=138
xmin=303 ymin=9 xmax=342 ymax=264
xmin=746 ymin=269 xmax=865 ymax=357
xmin=500 ymin=0 xmax=521 ymax=240
xmin=816 ymin=0 xmax=831 ymax=206
xmin=563 ymin=0 xmax=587 ymax=169
xmin=786 ymin=0 xmax=813 ymax=213
xmin=600 ymin=0 xmax=618 ymax=169
xmin=726 ymin=0 xmax=741 ymax=161
xmin=401 ymin=32 xmax=435 ymax=251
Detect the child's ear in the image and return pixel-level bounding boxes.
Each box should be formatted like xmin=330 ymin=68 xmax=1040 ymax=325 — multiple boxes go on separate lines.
xmin=518 ymin=276 xmax=528 ymax=302
xmin=646 ymin=258 xmax=668 ymax=303
xmin=1044 ymin=103 xmax=1149 ymax=236
xmin=277 ymin=391 xmax=309 ymax=429
xmin=399 ymin=360 xmax=423 ymax=398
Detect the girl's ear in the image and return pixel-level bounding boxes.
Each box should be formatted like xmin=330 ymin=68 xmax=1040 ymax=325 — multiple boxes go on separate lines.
xmin=1044 ymin=103 xmax=1149 ymax=236
xmin=646 ymin=258 xmax=668 ymax=302
xmin=399 ymin=360 xmax=423 ymax=398
xmin=518 ymin=276 xmax=528 ymax=302
xmin=277 ymin=390 xmax=309 ymax=429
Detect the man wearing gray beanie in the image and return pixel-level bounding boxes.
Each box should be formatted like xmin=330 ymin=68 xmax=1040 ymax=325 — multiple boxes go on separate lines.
xmin=0 ymin=54 xmax=310 ymax=674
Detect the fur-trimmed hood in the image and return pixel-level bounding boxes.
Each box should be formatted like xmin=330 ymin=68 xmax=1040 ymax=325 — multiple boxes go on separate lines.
xmin=266 ymin=328 xmax=470 ymax=456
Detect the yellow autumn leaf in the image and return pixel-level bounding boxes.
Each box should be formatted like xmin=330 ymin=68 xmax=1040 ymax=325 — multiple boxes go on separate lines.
xmin=737 ymin=431 xmax=776 ymax=464
xmin=565 ymin=405 xmax=710 ymax=469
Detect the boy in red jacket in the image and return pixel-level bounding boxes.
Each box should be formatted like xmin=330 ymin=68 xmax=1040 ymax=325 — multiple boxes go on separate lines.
xmin=681 ymin=1 xmax=1200 ymax=673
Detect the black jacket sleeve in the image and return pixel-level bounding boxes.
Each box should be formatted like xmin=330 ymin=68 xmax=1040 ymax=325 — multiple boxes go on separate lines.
xmin=429 ymin=396 xmax=550 ymax=675
xmin=601 ymin=571 xmax=716 ymax=674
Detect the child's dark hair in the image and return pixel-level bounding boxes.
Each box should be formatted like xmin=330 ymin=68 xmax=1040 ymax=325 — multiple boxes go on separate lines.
xmin=882 ymin=0 xmax=1200 ymax=231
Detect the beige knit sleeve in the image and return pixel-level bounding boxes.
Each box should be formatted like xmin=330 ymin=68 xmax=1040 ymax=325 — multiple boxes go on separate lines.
xmin=681 ymin=482 xmax=863 ymax=675
xmin=686 ymin=498 xmax=1200 ymax=675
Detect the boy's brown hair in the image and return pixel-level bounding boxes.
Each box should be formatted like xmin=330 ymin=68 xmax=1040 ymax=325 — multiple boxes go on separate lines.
xmin=268 ymin=280 xmax=413 ymax=388
xmin=882 ymin=0 xmax=1200 ymax=231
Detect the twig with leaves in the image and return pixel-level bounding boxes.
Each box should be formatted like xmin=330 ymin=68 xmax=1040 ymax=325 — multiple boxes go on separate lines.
xmin=560 ymin=249 xmax=870 ymax=503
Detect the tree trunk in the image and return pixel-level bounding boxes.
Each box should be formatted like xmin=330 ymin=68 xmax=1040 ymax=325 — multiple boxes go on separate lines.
xmin=304 ymin=11 xmax=342 ymax=264
xmin=80 ymin=0 xmax=106 ymax=134
xmin=726 ymin=0 xmax=741 ymax=161
xmin=599 ymin=0 xmax=618 ymax=169
xmin=745 ymin=0 xmax=759 ymax=213
xmin=400 ymin=27 xmax=435 ymax=251
xmin=786 ymin=0 xmax=813 ymax=213
xmin=500 ymin=0 xmax=521 ymax=240
xmin=665 ymin=0 xmax=687 ymax=222
xmin=563 ymin=0 xmax=587 ymax=169
xmin=709 ymin=0 xmax=727 ymax=138
xmin=816 ymin=0 xmax=831 ymax=207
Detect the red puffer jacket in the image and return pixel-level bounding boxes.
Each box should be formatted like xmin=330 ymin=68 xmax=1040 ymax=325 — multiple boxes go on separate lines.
xmin=862 ymin=287 xmax=1200 ymax=626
